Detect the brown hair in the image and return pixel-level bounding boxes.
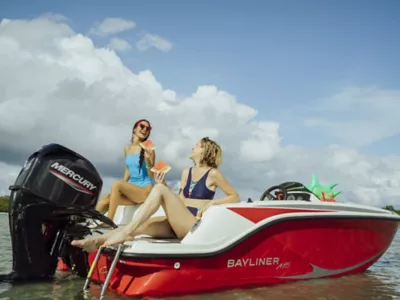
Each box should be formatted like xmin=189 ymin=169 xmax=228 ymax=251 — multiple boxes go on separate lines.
xmin=131 ymin=119 xmax=152 ymax=173
xmin=199 ymin=137 xmax=222 ymax=168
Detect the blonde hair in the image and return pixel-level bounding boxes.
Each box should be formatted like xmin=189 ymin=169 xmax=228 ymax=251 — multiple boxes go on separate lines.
xmin=199 ymin=137 xmax=223 ymax=168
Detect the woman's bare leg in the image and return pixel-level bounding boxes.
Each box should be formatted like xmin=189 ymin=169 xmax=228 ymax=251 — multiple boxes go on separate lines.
xmin=134 ymin=217 xmax=176 ymax=239
xmin=95 ymin=194 xmax=111 ymax=213
xmin=107 ymin=180 xmax=153 ymax=220
xmin=95 ymin=193 xmax=132 ymax=214
xmin=105 ymin=193 xmax=137 ymax=222
xmin=103 ymin=183 xmax=197 ymax=246
xmin=71 ymin=217 xmax=174 ymax=252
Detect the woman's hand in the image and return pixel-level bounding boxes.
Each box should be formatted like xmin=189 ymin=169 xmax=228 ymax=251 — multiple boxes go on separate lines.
xmin=144 ymin=148 xmax=155 ymax=169
xmin=198 ymin=200 xmax=215 ymax=216
xmin=154 ymin=171 xmax=166 ymax=184
xmin=144 ymin=148 xmax=154 ymax=160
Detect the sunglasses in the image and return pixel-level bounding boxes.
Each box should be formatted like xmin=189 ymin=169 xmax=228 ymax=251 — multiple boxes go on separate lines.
xmin=138 ymin=123 xmax=152 ymax=131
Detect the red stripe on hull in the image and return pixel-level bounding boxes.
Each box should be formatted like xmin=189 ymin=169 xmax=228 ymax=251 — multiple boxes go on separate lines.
xmin=88 ymin=218 xmax=398 ymax=298
xmin=227 ymin=207 xmax=334 ymax=223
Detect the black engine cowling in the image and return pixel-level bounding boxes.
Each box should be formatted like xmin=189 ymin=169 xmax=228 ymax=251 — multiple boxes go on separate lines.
xmin=1 ymin=143 xmax=116 ymax=283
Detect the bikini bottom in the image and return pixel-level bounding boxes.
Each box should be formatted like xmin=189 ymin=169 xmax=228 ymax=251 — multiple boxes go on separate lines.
xmin=186 ymin=206 xmax=199 ymax=216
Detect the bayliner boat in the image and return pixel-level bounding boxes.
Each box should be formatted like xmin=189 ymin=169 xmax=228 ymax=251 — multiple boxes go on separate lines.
xmin=1 ymin=144 xmax=399 ymax=299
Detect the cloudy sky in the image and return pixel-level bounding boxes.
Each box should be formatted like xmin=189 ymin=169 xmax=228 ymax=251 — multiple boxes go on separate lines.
xmin=1 ymin=0 xmax=399 ymax=207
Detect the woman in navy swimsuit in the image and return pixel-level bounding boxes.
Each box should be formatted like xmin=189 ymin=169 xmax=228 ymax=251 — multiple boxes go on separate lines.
xmin=72 ymin=137 xmax=240 ymax=251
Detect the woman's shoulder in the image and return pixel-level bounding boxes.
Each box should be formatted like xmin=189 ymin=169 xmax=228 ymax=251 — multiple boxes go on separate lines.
xmin=208 ymin=168 xmax=224 ymax=180
xmin=209 ymin=167 xmax=220 ymax=175
xmin=124 ymin=144 xmax=131 ymax=154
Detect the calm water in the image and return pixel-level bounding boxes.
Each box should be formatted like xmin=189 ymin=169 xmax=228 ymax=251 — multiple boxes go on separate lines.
xmin=0 ymin=213 xmax=399 ymax=300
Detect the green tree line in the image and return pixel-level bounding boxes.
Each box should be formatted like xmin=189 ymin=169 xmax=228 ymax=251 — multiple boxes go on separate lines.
xmin=382 ymin=205 xmax=400 ymax=215
xmin=0 ymin=195 xmax=399 ymax=214
xmin=0 ymin=195 xmax=9 ymax=212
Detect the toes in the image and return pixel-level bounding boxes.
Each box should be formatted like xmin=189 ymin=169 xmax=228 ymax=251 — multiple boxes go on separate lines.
xmin=71 ymin=240 xmax=81 ymax=246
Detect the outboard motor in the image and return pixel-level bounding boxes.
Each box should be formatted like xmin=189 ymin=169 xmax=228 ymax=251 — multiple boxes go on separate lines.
xmin=0 ymin=143 xmax=116 ymax=283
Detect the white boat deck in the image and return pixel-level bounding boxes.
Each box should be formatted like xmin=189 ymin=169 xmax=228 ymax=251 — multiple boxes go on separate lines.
xmin=94 ymin=203 xmax=400 ymax=256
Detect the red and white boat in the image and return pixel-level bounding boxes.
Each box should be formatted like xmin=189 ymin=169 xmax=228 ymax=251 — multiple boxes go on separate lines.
xmin=85 ymin=188 xmax=400 ymax=298
xmin=2 ymin=143 xmax=398 ymax=299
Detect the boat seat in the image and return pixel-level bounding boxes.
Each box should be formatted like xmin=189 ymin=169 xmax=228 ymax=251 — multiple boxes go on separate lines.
xmin=104 ymin=204 xmax=141 ymax=226
xmin=104 ymin=203 xmax=166 ymax=226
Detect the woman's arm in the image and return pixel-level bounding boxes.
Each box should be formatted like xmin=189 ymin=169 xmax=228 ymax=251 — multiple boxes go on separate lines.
xmin=145 ymin=149 xmax=156 ymax=180
xmin=153 ymin=167 xmax=187 ymax=189
xmin=209 ymin=169 xmax=240 ymax=205
xmin=123 ymin=146 xmax=130 ymax=182
xmin=197 ymin=169 xmax=240 ymax=215
xmin=144 ymin=149 xmax=155 ymax=168
xmin=123 ymin=168 xmax=130 ymax=182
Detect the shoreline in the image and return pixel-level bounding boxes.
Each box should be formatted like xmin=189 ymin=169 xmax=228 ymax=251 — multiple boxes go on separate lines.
xmin=0 ymin=196 xmax=9 ymax=213
xmin=0 ymin=195 xmax=399 ymax=215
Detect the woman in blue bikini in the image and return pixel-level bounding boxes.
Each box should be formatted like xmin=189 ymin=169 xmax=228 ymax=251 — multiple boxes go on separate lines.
xmin=73 ymin=137 xmax=240 ymax=251
xmin=95 ymin=119 xmax=155 ymax=221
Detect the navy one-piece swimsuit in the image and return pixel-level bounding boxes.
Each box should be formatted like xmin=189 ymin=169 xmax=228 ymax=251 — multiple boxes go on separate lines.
xmin=182 ymin=168 xmax=216 ymax=216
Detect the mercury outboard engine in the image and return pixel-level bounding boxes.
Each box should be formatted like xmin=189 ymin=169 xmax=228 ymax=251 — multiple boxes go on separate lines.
xmin=0 ymin=143 xmax=116 ymax=283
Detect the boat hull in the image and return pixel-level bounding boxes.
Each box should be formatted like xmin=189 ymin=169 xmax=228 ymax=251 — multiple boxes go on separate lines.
xmin=87 ymin=216 xmax=399 ymax=297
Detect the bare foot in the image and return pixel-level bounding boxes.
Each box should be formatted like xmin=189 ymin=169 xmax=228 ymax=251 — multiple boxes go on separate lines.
xmin=71 ymin=237 xmax=105 ymax=253
xmin=102 ymin=230 xmax=134 ymax=247
xmin=91 ymin=223 xmax=113 ymax=229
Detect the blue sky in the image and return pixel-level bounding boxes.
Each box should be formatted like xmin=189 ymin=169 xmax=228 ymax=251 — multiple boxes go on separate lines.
xmin=1 ymin=0 xmax=399 ymax=155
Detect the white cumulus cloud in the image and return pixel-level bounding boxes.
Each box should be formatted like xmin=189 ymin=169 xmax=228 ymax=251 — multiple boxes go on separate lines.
xmin=136 ymin=33 xmax=172 ymax=52
xmin=107 ymin=37 xmax=132 ymax=52
xmin=90 ymin=17 xmax=136 ymax=36
xmin=0 ymin=16 xmax=400 ymax=209
xmin=301 ymin=86 xmax=400 ymax=147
